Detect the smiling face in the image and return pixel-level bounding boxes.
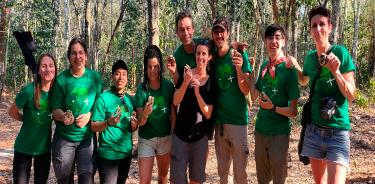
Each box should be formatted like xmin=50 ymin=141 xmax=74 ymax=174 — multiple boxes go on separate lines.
xmin=112 ymin=68 xmax=128 ymax=90
xmin=195 ymin=45 xmax=211 ymax=70
xmin=147 ymin=58 xmax=160 ymax=82
xmin=265 ymin=30 xmax=285 ymax=58
xmin=176 ymin=17 xmax=194 ymax=46
xmin=212 ymin=27 xmax=229 ymax=49
xmin=310 ymin=15 xmax=332 ymax=45
xmin=38 ymin=56 xmax=56 ymax=83
xmin=69 ymin=43 xmax=87 ymax=71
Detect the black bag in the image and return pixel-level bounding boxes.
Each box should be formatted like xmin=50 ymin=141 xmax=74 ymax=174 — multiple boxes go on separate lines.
xmin=298 ymin=101 xmax=312 ymax=165
xmin=298 ymin=63 xmax=323 ymax=165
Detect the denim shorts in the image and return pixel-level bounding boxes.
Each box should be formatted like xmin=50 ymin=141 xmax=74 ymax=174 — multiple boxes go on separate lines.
xmin=301 ymin=123 xmax=350 ymax=168
xmin=138 ymin=135 xmax=171 ymax=157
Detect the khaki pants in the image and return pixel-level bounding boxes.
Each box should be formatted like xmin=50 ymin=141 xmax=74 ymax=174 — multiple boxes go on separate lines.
xmin=254 ymin=132 xmax=290 ymax=184
xmin=214 ymin=124 xmax=249 ymax=184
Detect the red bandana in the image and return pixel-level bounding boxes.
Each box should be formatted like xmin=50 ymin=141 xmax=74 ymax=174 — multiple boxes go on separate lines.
xmin=261 ymin=57 xmax=288 ymax=79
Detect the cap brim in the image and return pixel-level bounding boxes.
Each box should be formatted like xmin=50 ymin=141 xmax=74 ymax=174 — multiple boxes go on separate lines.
xmin=213 ymin=24 xmax=226 ymax=31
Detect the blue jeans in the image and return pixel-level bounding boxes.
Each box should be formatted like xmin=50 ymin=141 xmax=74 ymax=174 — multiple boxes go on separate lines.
xmin=96 ymin=154 xmax=131 ymax=184
xmin=301 ymin=123 xmax=350 ymax=168
xmin=13 ymin=151 xmax=51 ymax=184
xmin=52 ymin=133 xmax=94 ymax=184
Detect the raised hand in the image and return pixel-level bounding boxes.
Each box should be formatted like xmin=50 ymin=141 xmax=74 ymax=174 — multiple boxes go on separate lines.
xmin=166 ymin=55 xmax=177 ymax=75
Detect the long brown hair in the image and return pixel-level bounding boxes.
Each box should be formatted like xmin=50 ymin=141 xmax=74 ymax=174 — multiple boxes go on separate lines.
xmin=34 ymin=53 xmax=57 ymax=109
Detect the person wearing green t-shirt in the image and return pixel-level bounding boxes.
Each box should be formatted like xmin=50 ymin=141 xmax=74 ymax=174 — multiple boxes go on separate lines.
xmin=91 ymin=60 xmax=138 ymax=184
xmin=50 ymin=37 xmax=103 ymax=184
xmin=9 ymin=53 xmax=57 ymax=184
xmin=289 ymin=6 xmax=356 ymax=184
xmin=166 ymin=11 xmax=196 ymax=85
xmin=211 ymin=17 xmax=251 ymax=184
xmin=135 ymin=45 xmax=176 ymax=184
xmin=249 ymin=24 xmax=299 ymax=184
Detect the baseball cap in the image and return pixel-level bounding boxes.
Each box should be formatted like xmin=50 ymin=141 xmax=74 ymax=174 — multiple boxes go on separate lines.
xmin=212 ymin=16 xmax=229 ymax=31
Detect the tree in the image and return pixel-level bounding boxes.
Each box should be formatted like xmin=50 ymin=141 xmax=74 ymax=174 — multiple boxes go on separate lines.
xmin=148 ymin=0 xmax=159 ymax=46
xmin=207 ymin=0 xmax=216 ymax=21
xmin=106 ymin=0 xmax=128 ymax=54
xmin=368 ymin=4 xmax=375 ymax=77
xmin=0 ymin=2 xmax=10 ymax=101
xmin=330 ymin=0 xmax=341 ymax=43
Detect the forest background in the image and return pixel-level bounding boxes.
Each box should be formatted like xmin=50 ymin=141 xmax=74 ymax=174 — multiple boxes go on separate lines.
xmin=0 ymin=0 xmax=374 ymax=104
xmin=0 ymin=0 xmax=375 ymax=183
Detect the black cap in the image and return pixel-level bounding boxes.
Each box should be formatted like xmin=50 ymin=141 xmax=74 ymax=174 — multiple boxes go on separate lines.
xmin=212 ymin=16 xmax=229 ymax=31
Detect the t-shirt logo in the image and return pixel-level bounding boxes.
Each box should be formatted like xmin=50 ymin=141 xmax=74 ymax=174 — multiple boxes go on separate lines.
xmin=150 ymin=96 xmax=167 ymax=119
xmin=319 ymin=67 xmax=335 ymax=91
xmin=217 ymin=64 xmax=234 ymax=90
xmin=32 ymin=98 xmax=50 ymax=124
xmin=67 ymin=87 xmax=89 ymax=114
xmin=263 ymin=74 xmax=279 ymax=96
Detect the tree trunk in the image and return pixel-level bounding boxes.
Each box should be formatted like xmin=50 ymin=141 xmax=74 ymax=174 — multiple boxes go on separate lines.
xmin=0 ymin=3 xmax=9 ymax=75
xmin=338 ymin=0 xmax=347 ymax=45
xmin=251 ymin=0 xmax=265 ymax=43
xmin=207 ymin=0 xmax=216 ymax=21
xmin=106 ymin=0 xmax=128 ymax=54
xmin=185 ymin=0 xmax=192 ymax=12
xmin=52 ymin=0 xmax=60 ymax=65
xmin=330 ymin=0 xmax=341 ymax=44
xmin=290 ymin=0 xmax=298 ymax=59
xmin=352 ymin=0 xmax=360 ymax=62
xmin=147 ymin=0 xmax=159 ymax=46
xmin=0 ymin=2 xmax=9 ymax=101
xmin=64 ymin=0 xmax=71 ymax=57
xmin=368 ymin=4 xmax=375 ymax=77
xmin=83 ymin=0 xmax=89 ymax=50
xmin=270 ymin=0 xmax=280 ymax=23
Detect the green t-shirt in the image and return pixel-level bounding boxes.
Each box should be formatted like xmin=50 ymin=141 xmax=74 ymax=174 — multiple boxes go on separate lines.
xmin=173 ymin=42 xmax=196 ymax=78
xmin=303 ymin=45 xmax=355 ymax=129
xmin=135 ymin=78 xmax=175 ymax=139
xmin=213 ymin=48 xmax=252 ymax=125
xmin=50 ymin=68 xmax=103 ymax=142
xmin=255 ymin=62 xmax=300 ymax=135
xmin=14 ymin=82 xmax=52 ymax=155
xmin=91 ymin=90 xmax=134 ymax=160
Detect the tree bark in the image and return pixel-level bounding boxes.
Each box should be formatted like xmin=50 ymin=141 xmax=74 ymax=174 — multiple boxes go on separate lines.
xmin=0 ymin=2 xmax=9 ymax=101
xmin=290 ymin=0 xmax=298 ymax=59
xmin=352 ymin=0 xmax=360 ymax=62
xmin=368 ymin=4 xmax=375 ymax=77
xmin=207 ymin=0 xmax=216 ymax=21
xmin=338 ymin=0 xmax=347 ymax=45
xmin=0 ymin=3 xmax=9 ymax=75
xmin=147 ymin=0 xmax=159 ymax=46
xmin=52 ymin=0 xmax=60 ymax=66
xmin=270 ymin=0 xmax=280 ymax=23
xmin=330 ymin=0 xmax=341 ymax=43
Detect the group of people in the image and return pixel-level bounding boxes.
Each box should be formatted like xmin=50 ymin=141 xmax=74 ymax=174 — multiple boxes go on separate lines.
xmin=9 ymin=5 xmax=356 ymax=184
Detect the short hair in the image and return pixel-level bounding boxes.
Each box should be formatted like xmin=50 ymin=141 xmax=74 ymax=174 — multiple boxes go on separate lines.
xmin=175 ymin=11 xmax=193 ymax=31
xmin=264 ymin=23 xmax=286 ymax=40
xmin=112 ymin=60 xmax=128 ymax=74
xmin=308 ymin=6 xmax=331 ymax=25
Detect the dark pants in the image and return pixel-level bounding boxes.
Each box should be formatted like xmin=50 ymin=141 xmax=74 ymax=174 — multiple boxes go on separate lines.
xmin=52 ymin=133 xmax=94 ymax=184
xmin=97 ymin=154 xmax=131 ymax=184
xmin=13 ymin=151 xmax=51 ymax=184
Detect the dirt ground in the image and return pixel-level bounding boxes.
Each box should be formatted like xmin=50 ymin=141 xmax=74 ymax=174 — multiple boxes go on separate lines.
xmin=0 ymin=95 xmax=374 ymax=184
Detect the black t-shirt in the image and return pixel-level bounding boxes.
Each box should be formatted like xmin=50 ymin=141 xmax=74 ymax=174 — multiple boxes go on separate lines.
xmin=174 ymin=77 xmax=214 ymax=142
